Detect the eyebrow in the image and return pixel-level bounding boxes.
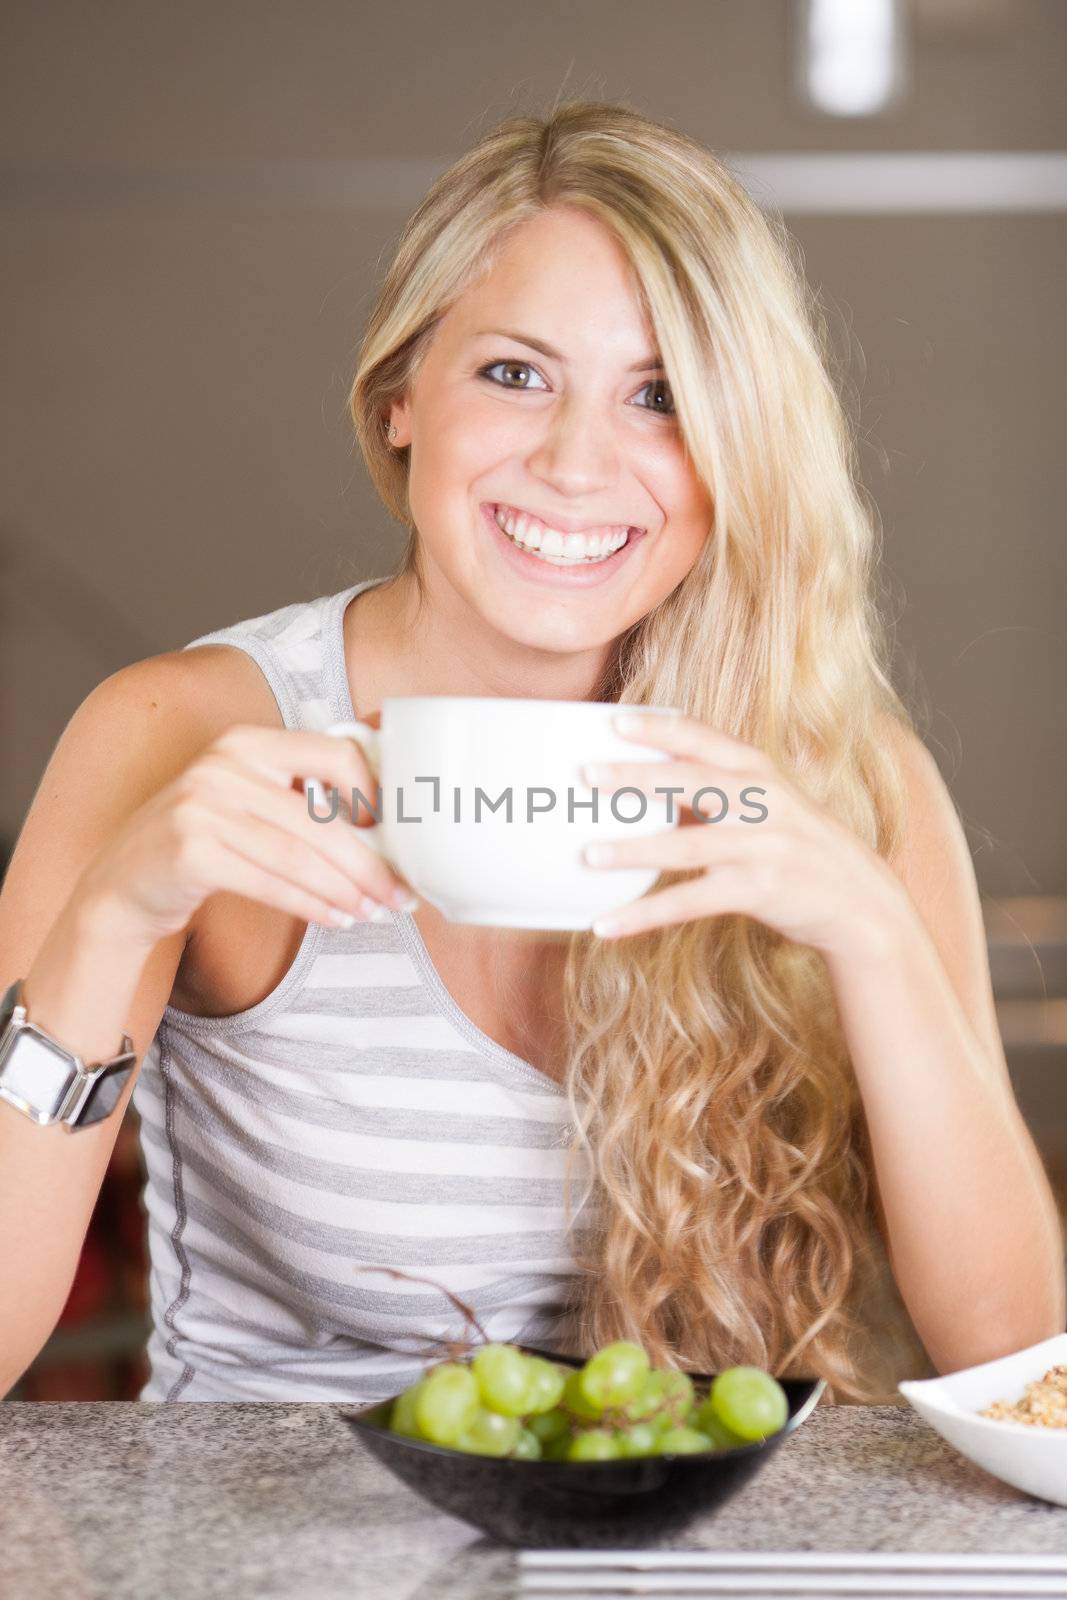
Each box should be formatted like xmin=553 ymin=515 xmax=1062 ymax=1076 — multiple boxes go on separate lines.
xmin=473 ymin=328 xmax=664 ymax=373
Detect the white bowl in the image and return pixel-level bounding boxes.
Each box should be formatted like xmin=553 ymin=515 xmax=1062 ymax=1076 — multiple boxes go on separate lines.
xmin=898 ymin=1331 xmax=1067 ymax=1505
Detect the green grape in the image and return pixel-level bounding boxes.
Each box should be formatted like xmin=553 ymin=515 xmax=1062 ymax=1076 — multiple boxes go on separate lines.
xmin=527 ymin=1406 xmax=570 ymax=1445
xmin=708 ymin=1366 xmax=788 ymax=1442
xmin=622 ymin=1368 xmax=695 ymax=1424
xmin=567 ymin=1428 xmax=622 ymax=1461
xmin=617 ymin=1421 xmax=659 ymax=1457
xmin=656 ymin=1426 xmax=714 ymax=1455
xmin=542 ymin=1432 xmax=573 ymax=1461
xmin=661 ymin=1369 xmax=696 ymax=1419
xmin=454 ymin=1406 xmax=522 ymax=1457
xmin=511 ymin=1427 xmax=542 ymax=1460
xmin=578 ymin=1341 xmax=651 ymax=1409
xmin=562 ymin=1368 xmax=604 ymax=1422
xmin=413 ymin=1362 xmax=480 ymax=1446
xmin=523 ymin=1356 xmax=567 ymax=1415
xmin=389 ymin=1381 xmax=424 ymax=1438
xmin=471 ymin=1343 xmax=535 ymax=1417
xmin=620 ymin=1370 xmax=661 ymax=1422
xmin=693 ymin=1399 xmax=748 ymax=1450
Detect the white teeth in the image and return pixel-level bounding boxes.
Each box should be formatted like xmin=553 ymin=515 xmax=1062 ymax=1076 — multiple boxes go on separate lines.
xmin=493 ymin=505 xmax=631 ymax=565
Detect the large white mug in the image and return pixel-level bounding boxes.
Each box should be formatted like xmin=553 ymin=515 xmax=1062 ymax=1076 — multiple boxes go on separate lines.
xmin=304 ymin=696 xmax=683 ymax=930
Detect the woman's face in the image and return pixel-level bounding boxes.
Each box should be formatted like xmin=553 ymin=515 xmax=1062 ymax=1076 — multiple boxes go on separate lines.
xmin=388 ymin=204 xmax=714 ymax=660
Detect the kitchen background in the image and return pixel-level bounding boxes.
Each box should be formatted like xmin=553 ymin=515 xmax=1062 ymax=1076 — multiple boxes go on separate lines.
xmin=1 ymin=0 xmax=1064 ymax=1398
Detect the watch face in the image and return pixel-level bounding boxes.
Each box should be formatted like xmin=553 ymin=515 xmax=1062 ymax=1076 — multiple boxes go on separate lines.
xmin=0 ymin=1030 xmax=77 ymax=1122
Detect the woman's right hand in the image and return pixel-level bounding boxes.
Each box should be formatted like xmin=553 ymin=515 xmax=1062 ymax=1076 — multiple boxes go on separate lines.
xmin=75 ymin=722 xmax=418 ymax=945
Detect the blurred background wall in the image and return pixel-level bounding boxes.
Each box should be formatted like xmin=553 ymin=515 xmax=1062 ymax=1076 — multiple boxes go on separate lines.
xmin=2 ymin=0 xmax=1065 ymax=1396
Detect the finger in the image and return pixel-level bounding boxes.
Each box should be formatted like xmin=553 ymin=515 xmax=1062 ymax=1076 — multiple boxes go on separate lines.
xmin=580 ymin=759 xmax=774 ymax=825
xmin=590 ymin=865 xmax=755 ymax=939
xmin=584 ymin=824 xmax=747 ymax=872
xmin=210 ymin=808 xmax=397 ymax=919
xmin=193 ymin=828 xmax=383 ymax=929
xmin=193 ymin=754 xmax=414 ymax=907
xmin=611 ymin=710 xmax=766 ymax=772
xmin=214 ymin=724 xmax=382 ymax=819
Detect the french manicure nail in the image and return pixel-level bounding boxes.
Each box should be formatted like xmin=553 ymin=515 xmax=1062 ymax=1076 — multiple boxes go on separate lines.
xmin=584 ymin=843 xmax=613 ymax=865
xmin=359 ymin=896 xmax=393 ymax=923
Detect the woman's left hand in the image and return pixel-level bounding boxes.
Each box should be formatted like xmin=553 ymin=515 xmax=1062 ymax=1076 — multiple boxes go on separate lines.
xmin=580 ymin=710 xmax=905 ymax=957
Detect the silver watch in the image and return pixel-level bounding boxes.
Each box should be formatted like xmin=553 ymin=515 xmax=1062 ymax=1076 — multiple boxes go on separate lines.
xmin=0 ymin=978 xmax=137 ymax=1130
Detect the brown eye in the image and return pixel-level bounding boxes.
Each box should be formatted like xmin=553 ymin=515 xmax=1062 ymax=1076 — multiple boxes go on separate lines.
xmin=479 ymin=360 xmax=547 ymax=390
xmin=637 ymin=377 xmax=675 ymax=416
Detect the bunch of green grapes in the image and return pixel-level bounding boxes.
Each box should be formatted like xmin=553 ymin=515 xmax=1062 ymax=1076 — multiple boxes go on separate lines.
xmin=386 ymin=1340 xmax=789 ymax=1461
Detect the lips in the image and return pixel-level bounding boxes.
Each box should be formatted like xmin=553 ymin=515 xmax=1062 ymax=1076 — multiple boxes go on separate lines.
xmin=482 ymin=501 xmax=644 ymax=585
xmin=492 ymin=507 xmax=632 ymax=567
xmin=492 ymin=502 xmax=641 ymax=542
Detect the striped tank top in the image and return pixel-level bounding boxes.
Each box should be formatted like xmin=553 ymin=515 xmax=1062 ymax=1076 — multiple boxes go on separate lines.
xmin=133 ymin=577 xmax=591 ymax=1402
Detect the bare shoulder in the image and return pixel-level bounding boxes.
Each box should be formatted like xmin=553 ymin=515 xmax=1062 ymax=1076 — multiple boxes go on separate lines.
xmin=873 ymin=711 xmax=963 ymax=899
xmin=85 ymin=640 xmax=285 ymax=752
xmin=46 ymin=640 xmax=287 ymax=890
xmin=0 ymin=639 xmax=287 ymax=999
xmin=875 ymin=714 xmax=956 ymax=857
xmin=10 ymin=641 xmax=286 ymax=865
xmin=874 ymin=711 xmax=1005 ymax=1077
xmin=875 ymin=710 xmax=934 ymax=776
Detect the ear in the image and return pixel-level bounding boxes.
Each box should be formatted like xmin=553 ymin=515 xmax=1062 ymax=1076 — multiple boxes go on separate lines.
xmin=387 ymin=397 xmax=412 ymax=448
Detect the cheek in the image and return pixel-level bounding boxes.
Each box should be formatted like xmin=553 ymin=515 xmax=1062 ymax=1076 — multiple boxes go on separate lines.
xmin=428 ymin=387 xmax=521 ymax=457
xmin=649 ymin=454 xmax=714 ymax=537
xmin=667 ymin=452 xmax=714 ymax=534
xmin=418 ymin=396 xmax=519 ymax=486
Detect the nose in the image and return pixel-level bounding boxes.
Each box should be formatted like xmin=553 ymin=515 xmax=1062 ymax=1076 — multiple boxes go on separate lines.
xmin=524 ymin=396 xmax=619 ymax=498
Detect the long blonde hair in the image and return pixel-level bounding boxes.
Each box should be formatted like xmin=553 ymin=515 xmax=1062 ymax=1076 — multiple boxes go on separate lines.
xmin=348 ymin=99 xmax=932 ymax=1403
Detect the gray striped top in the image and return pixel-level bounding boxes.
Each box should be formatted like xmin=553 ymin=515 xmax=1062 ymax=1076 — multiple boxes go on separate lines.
xmin=133 ymin=577 xmax=591 ymax=1402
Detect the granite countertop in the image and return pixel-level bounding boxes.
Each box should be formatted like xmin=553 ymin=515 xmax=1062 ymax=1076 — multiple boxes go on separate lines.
xmin=1 ymin=1401 xmax=1064 ymax=1600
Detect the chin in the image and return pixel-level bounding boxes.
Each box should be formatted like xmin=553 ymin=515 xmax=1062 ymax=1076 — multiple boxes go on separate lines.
xmin=481 ymin=591 xmax=616 ymax=652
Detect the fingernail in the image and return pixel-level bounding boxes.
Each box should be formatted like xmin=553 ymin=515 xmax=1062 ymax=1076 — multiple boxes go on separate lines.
xmin=390 ymin=886 xmax=420 ymax=911
xmin=359 ymin=896 xmax=393 ymax=923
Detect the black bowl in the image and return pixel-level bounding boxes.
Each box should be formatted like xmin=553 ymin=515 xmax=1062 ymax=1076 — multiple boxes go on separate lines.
xmin=340 ymin=1347 xmax=825 ymax=1548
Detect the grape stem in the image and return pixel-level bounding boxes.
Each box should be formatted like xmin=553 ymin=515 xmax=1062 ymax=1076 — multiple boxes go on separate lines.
xmin=561 ymin=1390 xmax=697 ymax=1432
xmin=351 ymin=1264 xmax=492 ymax=1348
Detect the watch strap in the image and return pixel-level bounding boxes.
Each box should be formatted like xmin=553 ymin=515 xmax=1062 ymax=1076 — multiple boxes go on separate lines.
xmin=63 ymin=1050 xmax=139 ymax=1126
xmin=0 ymin=978 xmax=138 ymax=1129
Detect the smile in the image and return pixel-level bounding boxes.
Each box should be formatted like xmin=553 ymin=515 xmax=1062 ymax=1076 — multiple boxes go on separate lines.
xmin=492 ymin=503 xmax=639 ymax=566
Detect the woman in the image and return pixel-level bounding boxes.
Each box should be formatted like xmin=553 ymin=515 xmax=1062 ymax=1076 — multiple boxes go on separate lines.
xmin=1 ymin=101 xmax=1061 ymax=1406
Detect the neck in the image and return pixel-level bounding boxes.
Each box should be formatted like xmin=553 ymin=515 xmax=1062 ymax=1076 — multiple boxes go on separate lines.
xmin=345 ymin=567 xmax=618 ymax=713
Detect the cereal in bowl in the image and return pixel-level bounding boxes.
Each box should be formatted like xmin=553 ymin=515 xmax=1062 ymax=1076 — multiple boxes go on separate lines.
xmin=979 ymin=1364 xmax=1067 ymax=1427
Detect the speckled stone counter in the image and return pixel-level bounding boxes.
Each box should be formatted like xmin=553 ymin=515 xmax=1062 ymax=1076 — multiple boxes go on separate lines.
xmin=0 ymin=1401 xmax=1063 ymax=1599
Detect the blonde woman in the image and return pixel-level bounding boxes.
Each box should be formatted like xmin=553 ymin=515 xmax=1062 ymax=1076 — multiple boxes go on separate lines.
xmin=1 ymin=101 xmax=1061 ymax=1406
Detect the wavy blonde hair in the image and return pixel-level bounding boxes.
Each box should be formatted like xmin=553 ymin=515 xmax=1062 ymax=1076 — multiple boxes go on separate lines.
xmin=348 ymin=99 xmax=934 ymax=1403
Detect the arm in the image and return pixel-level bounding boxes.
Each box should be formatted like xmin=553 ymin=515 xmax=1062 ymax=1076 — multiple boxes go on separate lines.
xmin=0 ymin=643 xmax=399 ymax=1395
xmin=0 ymin=655 xmax=218 ymax=1394
xmin=584 ymin=709 xmax=1066 ymax=1375
xmin=824 ymin=725 xmax=1066 ymax=1374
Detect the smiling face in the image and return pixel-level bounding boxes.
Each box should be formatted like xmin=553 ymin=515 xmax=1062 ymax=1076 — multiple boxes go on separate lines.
xmin=388 ymin=204 xmax=714 ymax=669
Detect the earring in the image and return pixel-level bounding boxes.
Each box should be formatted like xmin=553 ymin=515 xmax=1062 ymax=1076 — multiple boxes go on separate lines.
xmin=389 ymin=424 xmax=398 ymax=442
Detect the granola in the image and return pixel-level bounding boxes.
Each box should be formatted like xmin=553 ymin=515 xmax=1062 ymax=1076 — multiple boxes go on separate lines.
xmin=978 ymin=1364 xmax=1067 ymax=1427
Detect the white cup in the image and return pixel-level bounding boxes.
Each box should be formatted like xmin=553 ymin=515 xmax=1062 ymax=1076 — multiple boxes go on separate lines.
xmin=305 ymin=696 xmax=683 ymax=929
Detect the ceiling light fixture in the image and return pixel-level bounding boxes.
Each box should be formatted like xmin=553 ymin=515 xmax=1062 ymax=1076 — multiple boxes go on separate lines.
xmin=797 ymin=0 xmax=908 ymax=117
